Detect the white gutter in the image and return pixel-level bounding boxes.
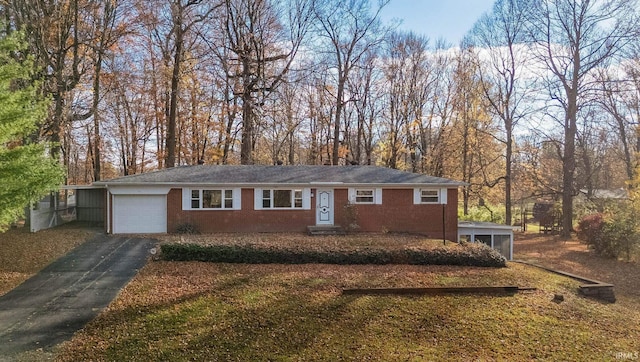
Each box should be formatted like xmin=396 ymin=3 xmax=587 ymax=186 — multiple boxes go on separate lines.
xmin=93 ymin=182 xmax=466 ymax=188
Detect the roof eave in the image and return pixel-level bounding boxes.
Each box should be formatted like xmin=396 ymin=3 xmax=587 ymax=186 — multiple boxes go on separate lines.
xmin=95 ymin=181 xmax=467 ymax=188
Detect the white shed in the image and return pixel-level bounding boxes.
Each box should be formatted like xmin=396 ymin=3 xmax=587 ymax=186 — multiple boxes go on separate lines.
xmin=458 ymin=221 xmax=515 ymax=260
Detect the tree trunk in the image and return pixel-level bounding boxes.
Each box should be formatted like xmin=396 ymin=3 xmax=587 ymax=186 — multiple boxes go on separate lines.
xmin=561 ymin=91 xmax=577 ymax=238
xmin=332 ymin=80 xmax=345 ymax=165
xmin=165 ymin=4 xmax=184 ymax=168
xmin=240 ymin=56 xmax=254 ymax=164
xmin=505 ymin=119 xmax=512 ymax=226
xmin=288 ymin=131 xmax=295 ymax=164
xmin=92 ymin=52 xmax=102 ymax=181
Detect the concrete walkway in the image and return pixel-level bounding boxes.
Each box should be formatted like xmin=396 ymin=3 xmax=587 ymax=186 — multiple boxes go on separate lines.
xmin=0 ymin=235 xmax=156 ymax=357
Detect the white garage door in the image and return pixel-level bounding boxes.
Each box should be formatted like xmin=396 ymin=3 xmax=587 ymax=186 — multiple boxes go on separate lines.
xmin=113 ymin=195 xmax=167 ymax=233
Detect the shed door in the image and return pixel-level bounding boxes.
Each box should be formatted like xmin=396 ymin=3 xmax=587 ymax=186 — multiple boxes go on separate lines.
xmin=113 ymin=194 xmax=167 ymax=233
xmin=315 ymin=189 xmax=334 ymax=225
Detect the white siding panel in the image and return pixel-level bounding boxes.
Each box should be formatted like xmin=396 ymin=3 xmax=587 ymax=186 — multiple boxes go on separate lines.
xmin=413 ymin=188 xmax=421 ymax=205
xmin=182 ymin=188 xmax=191 ymax=210
xmin=302 ymin=188 xmax=312 ymax=210
xmin=233 ymin=188 xmax=242 ymax=210
xmin=348 ymin=188 xmax=356 ymax=203
xmin=254 ymin=188 xmax=262 ymax=210
xmin=375 ymin=188 xmax=383 ymax=204
xmin=440 ymin=188 xmax=448 ymax=204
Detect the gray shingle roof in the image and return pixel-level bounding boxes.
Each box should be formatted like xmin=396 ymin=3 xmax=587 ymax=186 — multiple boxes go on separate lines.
xmin=579 ymin=188 xmax=628 ymax=199
xmin=95 ymin=165 xmax=464 ymax=186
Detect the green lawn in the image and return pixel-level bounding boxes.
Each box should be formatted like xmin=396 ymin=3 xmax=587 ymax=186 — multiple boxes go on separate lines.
xmin=56 ymin=261 xmax=640 ymax=361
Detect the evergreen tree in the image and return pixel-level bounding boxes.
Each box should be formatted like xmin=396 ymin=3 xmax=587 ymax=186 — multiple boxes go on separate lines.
xmin=0 ymin=29 xmax=64 ymax=231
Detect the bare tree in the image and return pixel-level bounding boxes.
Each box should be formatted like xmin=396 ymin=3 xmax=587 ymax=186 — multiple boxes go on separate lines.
xmin=596 ymin=66 xmax=640 ymax=181
xmin=313 ymin=0 xmax=389 ymax=165
xmin=347 ymin=48 xmax=382 ymax=165
xmin=525 ymin=0 xmax=639 ymax=238
xmin=450 ymin=45 xmax=500 ymax=215
xmin=260 ymin=77 xmax=306 ymax=164
xmin=85 ymin=0 xmax=127 ymax=181
xmin=304 ymin=75 xmax=334 ymax=165
xmin=164 ymin=0 xmax=217 ymax=168
xmin=468 ymin=0 xmax=531 ymax=225
xmin=379 ymin=31 xmax=432 ymax=170
xmin=219 ymin=0 xmax=312 ymax=164
xmin=422 ymin=41 xmax=456 ymax=178
xmin=199 ymin=22 xmax=242 ymax=164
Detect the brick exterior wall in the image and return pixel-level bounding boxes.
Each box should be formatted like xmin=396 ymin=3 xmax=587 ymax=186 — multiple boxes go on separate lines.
xmin=333 ymin=188 xmax=458 ymax=240
xmin=167 ymin=188 xmax=314 ymax=233
xmin=166 ymin=187 xmax=459 ymax=239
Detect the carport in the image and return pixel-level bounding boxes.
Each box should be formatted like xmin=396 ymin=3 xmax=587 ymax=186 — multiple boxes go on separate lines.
xmin=27 ymin=185 xmax=105 ymax=232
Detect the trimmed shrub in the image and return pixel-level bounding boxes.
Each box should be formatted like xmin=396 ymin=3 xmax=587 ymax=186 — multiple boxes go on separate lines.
xmin=160 ymin=242 xmax=507 ymax=267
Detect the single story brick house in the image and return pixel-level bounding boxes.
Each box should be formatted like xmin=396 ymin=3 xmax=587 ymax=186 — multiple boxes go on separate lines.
xmin=94 ymin=165 xmax=465 ymax=239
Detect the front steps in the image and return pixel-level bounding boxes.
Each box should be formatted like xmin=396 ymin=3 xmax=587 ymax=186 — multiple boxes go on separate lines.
xmin=307 ymin=225 xmax=346 ymax=236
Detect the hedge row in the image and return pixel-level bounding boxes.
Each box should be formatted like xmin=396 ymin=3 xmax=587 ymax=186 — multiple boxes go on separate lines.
xmin=160 ymin=243 xmax=506 ymax=267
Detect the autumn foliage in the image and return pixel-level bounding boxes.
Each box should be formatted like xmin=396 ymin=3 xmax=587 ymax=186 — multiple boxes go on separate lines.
xmin=576 ymin=209 xmax=639 ymax=260
xmin=576 ymin=213 xmax=605 ymax=248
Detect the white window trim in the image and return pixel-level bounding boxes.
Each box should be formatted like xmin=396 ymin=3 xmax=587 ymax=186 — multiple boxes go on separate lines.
xmin=182 ymin=188 xmax=241 ymax=210
xmin=254 ymin=188 xmax=311 ymax=210
xmin=348 ymin=188 xmax=382 ymax=205
xmin=413 ymin=188 xmax=448 ymax=205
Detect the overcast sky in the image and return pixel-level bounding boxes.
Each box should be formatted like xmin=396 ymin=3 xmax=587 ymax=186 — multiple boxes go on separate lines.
xmin=380 ymin=0 xmax=496 ymax=46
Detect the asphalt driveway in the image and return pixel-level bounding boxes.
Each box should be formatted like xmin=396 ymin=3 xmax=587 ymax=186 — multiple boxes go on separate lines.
xmin=0 ymin=235 xmax=155 ymax=357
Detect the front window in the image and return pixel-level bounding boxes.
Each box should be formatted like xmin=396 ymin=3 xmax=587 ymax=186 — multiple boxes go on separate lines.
xmin=355 ymin=189 xmax=374 ymax=204
xmin=420 ymin=189 xmax=439 ymax=203
xmin=191 ymin=189 xmax=235 ymax=209
xmin=203 ymin=190 xmax=222 ymax=208
xmin=274 ymin=190 xmax=292 ymax=208
xmin=201 ymin=190 xmax=233 ymax=209
xmin=262 ymin=189 xmax=304 ymax=209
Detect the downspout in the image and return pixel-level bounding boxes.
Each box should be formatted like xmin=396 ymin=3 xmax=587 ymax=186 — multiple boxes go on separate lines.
xmin=105 ymin=184 xmax=110 ymax=234
xmin=442 ymin=203 xmax=446 ymax=245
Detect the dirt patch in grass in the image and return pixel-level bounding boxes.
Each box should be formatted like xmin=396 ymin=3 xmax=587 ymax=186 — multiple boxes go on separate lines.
xmin=0 ymin=222 xmax=97 ymax=296
xmin=514 ymin=232 xmax=640 ymax=300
